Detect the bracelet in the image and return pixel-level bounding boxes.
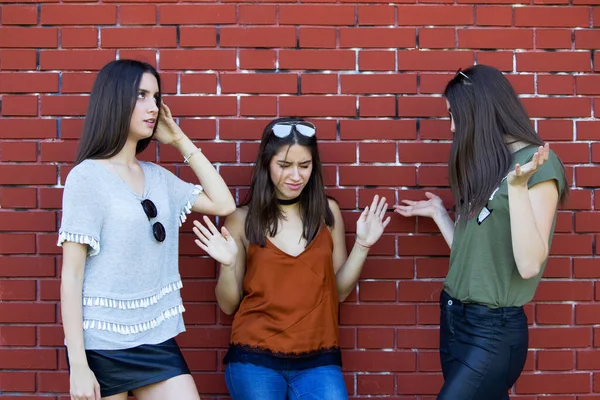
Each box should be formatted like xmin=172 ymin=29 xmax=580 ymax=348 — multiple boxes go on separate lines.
xmin=355 ymin=240 xmax=371 ymax=249
xmin=183 ymin=148 xmax=202 ymax=164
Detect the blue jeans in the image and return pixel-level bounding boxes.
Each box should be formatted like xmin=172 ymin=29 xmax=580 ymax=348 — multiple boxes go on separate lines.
xmin=438 ymin=291 xmax=529 ymax=400
xmin=225 ymin=362 xmax=348 ymax=400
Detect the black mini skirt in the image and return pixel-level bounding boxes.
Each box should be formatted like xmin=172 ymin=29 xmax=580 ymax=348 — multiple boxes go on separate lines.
xmin=67 ymin=338 xmax=190 ymax=397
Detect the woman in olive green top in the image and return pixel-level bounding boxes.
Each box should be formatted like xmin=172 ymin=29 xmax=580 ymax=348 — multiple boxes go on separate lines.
xmin=394 ymin=65 xmax=568 ymax=400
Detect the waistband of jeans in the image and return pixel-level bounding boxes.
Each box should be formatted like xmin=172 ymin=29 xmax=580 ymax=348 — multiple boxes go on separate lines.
xmin=441 ymin=290 xmax=524 ymax=316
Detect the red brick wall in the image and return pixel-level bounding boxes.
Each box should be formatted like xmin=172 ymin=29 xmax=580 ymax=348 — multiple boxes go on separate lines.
xmin=1 ymin=2 xmax=599 ymax=399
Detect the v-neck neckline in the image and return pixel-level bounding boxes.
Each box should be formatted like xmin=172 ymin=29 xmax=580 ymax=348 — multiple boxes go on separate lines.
xmin=265 ymin=226 xmax=324 ymax=259
xmin=89 ymin=159 xmax=148 ymax=199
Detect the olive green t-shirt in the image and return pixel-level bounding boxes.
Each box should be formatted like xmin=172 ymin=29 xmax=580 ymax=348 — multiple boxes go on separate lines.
xmin=444 ymin=145 xmax=566 ymax=308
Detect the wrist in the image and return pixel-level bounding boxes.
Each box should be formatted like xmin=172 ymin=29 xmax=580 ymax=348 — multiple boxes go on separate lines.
xmin=355 ymin=239 xmax=371 ymax=251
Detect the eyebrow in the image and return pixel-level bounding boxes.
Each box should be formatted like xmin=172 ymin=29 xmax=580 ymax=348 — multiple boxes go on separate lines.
xmin=277 ymin=160 xmax=312 ymax=164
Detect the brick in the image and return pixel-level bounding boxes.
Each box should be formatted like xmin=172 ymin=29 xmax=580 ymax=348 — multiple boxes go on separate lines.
xmin=0 ymin=142 xmax=37 ymax=162
xmin=358 ymin=5 xmax=396 ymax=25
xmin=576 ymin=75 xmax=600 ymax=95
xmin=538 ymin=75 xmax=575 ymax=95
xmin=577 ymin=167 xmax=600 ymax=187
xmin=340 ymin=166 xmax=415 ymax=186
xmin=0 ymin=349 xmax=57 ymax=369
xmin=529 ymin=327 xmax=592 ymax=348
xmin=359 ymin=96 xmax=396 ymax=117
xmin=340 ymin=27 xmax=416 ymax=48
xmin=160 ymin=50 xmax=236 ymax=71
xmin=0 ymin=211 xmax=56 ymax=232
xmin=359 ymin=50 xmax=396 ymax=71
xmin=0 ymin=371 xmax=35 ymax=392
xmin=550 ymin=142 xmax=588 ymax=164
xmin=41 ymin=5 xmax=116 ymax=25
xmin=516 ymin=7 xmax=590 ymax=27
xmin=0 ymin=72 xmax=59 ymax=93
xmin=279 ymin=5 xmax=356 ymax=25
xmin=0 ymin=165 xmax=57 ymax=185
xmin=319 ymin=142 xmax=356 ymax=163
xmin=475 ymin=5 xmax=512 ymax=26
xmin=341 ymin=119 xmax=416 ymax=140
xmin=477 ymin=50 xmax=513 ymax=71
xmin=576 ymin=304 xmax=600 ymax=325
xmin=357 ymin=374 xmax=395 ymax=395
xmin=0 ymin=280 xmax=36 ymax=301
xmin=536 ymin=29 xmax=573 ymax=49
xmin=0 ymin=27 xmax=58 ymax=48
xmin=577 ymin=350 xmax=600 ymax=369
xmin=537 ymin=120 xmax=573 ymax=141
xmin=398 ymin=96 xmax=446 ymax=117
xmin=0 ymin=257 xmax=55 ymax=277
xmin=399 ymin=143 xmax=451 ymax=163
xmin=240 ymin=96 xmax=277 ymax=116
xmin=238 ymin=49 xmax=276 ymax=70
xmin=397 ymin=281 xmax=443 ymax=302
xmin=280 ymin=96 xmax=356 ymax=117
xmin=342 ymin=74 xmax=416 ymax=94
xmin=1 ymin=5 xmax=38 ymax=25
xmin=398 ymin=236 xmax=450 ymax=256
xmin=398 ymin=50 xmax=474 ymax=71
xmin=0 ymin=50 xmax=37 ymax=70
xmin=1 ymin=95 xmax=38 ymax=117
xmin=238 ymin=5 xmax=276 ymax=25
xmin=458 ymin=28 xmax=533 ymax=49
xmin=280 ymin=50 xmax=355 ymax=71
xmin=357 ymin=328 xmax=395 ymax=349
xmin=301 ymin=74 xmax=338 ymax=94
xmin=61 ymin=27 xmax=98 ymax=48
xmin=341 ymin=304 xmax=416 ymax=325
xmin=398 ymin=5 xmax=474 ymax=25
xmin=397 ymin=373 xmax=443 ymax=395
xmin=419 ymin=28 xmax=455 ymax=49
xmin=517 ymin=52 xmax=591 ymax=72
xmin=179 ymin=27 xmax=217 ymax=47
xmin=536 ymin=303 xmax=573 ymax=325
xmin=159 ymin=4 xmax=236 ymax=24
xmin=119 ymin=5 xmax=156 ymax=25
xmin=101 ymin=27 xmax=176 ymax=48
xmin=221 ymin=27 xmax=296 ymax=48
xmin=345 ymin=350 xmax=416 ymax=372
xmin=299 ymin=27 xmax=337 ymax=49
xmin=41 ymin=95 xmax=88 ymax=117
xmin=40 ymin=50 xmax=116 ymax=71
xmin=179 ymin=74 xmax=217 ymax=95
xmin=0 ymin=326 xmax=36 ymax=346
xmin=522 ymin=98 xmax=591 ymax=118
xmin=0 ymin=303 xmax=56 ymax=323
xmin=221 ymin=73 xmax=297 ymax=94
xmin=537 ymin=350 xmax=574 ymax=371
xmin=359 ymin=281 xmax=397 ymax=302
xmin=516 ymin=372 xmax=590 ymax=394
xmin=359 ymin=142 xmax=396 ymax=163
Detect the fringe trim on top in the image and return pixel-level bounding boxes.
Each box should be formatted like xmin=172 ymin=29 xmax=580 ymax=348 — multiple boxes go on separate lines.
xmin=179 ymin=185 xmax=203 ymax=227
xmin=83 ymin=280 xmax=183 ymax=310
xmin=82 ymin=304 xmax=185 ymax=335
xmin=57 ymin=231 xmax=100 ymax=257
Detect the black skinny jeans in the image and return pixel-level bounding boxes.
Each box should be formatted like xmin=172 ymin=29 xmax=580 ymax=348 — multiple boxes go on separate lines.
xmin=438 ymin=291 xmax=529 ymax=400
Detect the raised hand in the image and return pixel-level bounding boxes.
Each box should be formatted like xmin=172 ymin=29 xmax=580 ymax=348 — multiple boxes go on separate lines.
xmin=393 ymin=192 xmax=444 ymax=220
xmin=193 ymin=216 xmax=238 ymax=267
xmin=356 ymin=195 xmax=391 ymax=248
xmin=154 ymin=102 xmax=185 ymax=145
xmin=507 ymin=143 xmax=549 ymax=188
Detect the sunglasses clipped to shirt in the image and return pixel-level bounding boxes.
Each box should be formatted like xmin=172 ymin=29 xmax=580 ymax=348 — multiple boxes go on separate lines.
xmin=141 ymin=199 xmax=166 ymax=242
xmin=271 ymin=121 xmax=316 ymax=138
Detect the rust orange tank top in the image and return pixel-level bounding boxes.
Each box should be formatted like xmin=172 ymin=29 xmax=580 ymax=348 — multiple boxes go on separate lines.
xmin=229 ymin=225 xmax=340 ymax=356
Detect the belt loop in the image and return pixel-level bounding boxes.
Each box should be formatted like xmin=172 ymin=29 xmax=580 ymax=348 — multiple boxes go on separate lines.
xmin=501 ymin=307 xmax=507 ymax=326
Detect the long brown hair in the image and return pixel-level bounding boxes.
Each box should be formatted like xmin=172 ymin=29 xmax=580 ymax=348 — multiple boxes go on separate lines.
xmin=243 ymin=117 xmax=334 ymax=247
xmin=444 ymin=65 xmax=568 ymax=222
xmin=75 ymin=59 xmax=161 ymax=165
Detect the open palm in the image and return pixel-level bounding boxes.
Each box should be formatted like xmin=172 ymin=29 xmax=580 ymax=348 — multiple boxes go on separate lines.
xmin=154 ymin=102 xmax=184 ymax=145
xmin=356 ymin=195 xmax=391 ymax=247
xmin=193 ymin=216 xmax=238 ymax=267
xmin=507 ymin=144 xmax=549 ymax=187
xmin=393 ymin=192 xmax=443 ymax=220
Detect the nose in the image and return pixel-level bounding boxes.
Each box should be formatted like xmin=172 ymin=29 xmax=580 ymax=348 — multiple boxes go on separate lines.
xmin=290 ymin=166 xmax=301 ymax=180
xmin=148 ymin=99 xmax=159 ymax=114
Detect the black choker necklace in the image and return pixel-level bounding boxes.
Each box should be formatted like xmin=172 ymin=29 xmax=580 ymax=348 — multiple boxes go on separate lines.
xmin=277 ymin=196 xmax=301 ymax=206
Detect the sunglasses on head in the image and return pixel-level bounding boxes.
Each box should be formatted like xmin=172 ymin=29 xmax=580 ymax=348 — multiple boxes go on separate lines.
xmin=271 ymin=121 xmax=316 ymax=138
xmin=455 ymin=68 xmax=471 ymax=82
xmin=141 ymin=199 xmax=166 ymax=242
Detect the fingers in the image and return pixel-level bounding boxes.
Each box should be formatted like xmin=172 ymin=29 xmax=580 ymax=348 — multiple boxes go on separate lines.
xmin=194 ymin=239 xmax=209 ymax=253
xmin=94 ymin=384 xmax=101 ymax=400
xmin=203 ymin=215 xmax=220 ymax=235
xmin=192 ymin=220 xmax=212 ymax=240
xmin=392 ymin=206 xmax=412 ymax=217
xmin=369 ymin=195 xmax=379 ymax=214
xmin=382 ymin=216 xmax=391 ymax=228
xmin=221 ymin=226 xmax=231 ymax=240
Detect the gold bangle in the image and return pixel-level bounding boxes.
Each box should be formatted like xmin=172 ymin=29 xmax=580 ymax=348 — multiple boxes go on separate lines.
xmin=183 ymin=148 xmax=202 ymax=164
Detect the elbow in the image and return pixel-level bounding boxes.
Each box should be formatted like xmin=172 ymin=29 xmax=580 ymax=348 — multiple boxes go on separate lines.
xmin=216 ymin=200 xmax=236 ymax=217
xmin=517 ymin=263 xmax=542 ymax=280
xmin=218 ymin=303 xmax=239 ymax=316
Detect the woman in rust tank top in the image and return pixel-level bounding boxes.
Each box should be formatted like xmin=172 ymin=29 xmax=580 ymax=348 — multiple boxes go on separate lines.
xmin=192 ymin=118 xmax=391 ymax=399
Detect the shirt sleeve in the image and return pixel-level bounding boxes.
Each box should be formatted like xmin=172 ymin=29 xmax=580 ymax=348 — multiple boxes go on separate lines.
xmin=527 ymin=149 xmax=566 ymax=195
xmin=159 ymin=165 xmax=203 ymax=227
xmin=57 ymin=164 xmax=103 ymax=256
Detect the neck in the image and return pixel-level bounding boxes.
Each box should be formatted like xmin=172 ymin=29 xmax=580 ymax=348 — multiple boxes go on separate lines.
xmin=277 ymin=196 xmax=301 ymax=206
xmin=109 ymin=139 xmax=139 ymax=167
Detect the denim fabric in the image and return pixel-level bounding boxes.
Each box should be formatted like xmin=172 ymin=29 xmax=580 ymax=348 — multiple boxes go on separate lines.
xmin=438 ymin=290 xmax=529 ymax=400
xmin=225 ymin=362 xmax=348 ymax=400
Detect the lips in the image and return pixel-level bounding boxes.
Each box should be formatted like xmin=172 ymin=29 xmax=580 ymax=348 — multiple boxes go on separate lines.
xmin=286 ymin=183 xmax=302 ymax=191
xmin=144 ymin=118 xmax=156 ymax=127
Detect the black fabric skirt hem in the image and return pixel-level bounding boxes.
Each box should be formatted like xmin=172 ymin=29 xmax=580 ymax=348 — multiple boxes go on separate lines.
xmin=66 ymin=338 xmax=191 ymax=398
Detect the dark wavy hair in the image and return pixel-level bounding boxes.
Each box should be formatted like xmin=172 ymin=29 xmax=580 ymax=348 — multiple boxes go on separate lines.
xmin=444 ymin=64 xmax=568 ymax=222
xmin=75 ymin=59 xmax=161 ymax=165
xmin=243 ymin=117 xmax=334 ymax=247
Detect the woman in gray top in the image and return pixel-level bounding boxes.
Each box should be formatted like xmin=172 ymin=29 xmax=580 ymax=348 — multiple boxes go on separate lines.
xmin=59 ymin=60 xmax=236 ymax=400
